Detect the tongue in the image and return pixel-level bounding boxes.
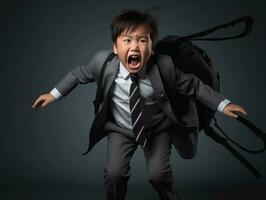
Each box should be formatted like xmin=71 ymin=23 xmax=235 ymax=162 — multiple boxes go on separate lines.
xmin=130 ymin=60 xmax=139 ymax=66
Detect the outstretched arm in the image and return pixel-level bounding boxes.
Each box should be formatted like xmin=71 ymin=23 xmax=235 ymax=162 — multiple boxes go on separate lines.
xmin=31 ymin=50 xmax=112 ymax=111
xmin=162 ymin=55 xmax=248 ymax=118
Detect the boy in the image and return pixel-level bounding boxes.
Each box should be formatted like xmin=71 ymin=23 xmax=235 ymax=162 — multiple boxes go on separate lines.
xmin=32 ymin=10 xmax=247 ymax=200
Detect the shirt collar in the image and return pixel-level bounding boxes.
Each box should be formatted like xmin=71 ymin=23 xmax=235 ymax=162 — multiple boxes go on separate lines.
xmin=119 ymin=62 xmax=131 ymax=79
xmin=119 ymin=62 xmax=147 ymax=80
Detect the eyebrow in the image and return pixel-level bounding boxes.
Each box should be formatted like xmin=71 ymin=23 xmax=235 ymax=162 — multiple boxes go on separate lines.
xmin=121 ymin=35 xmax=149 ymax=38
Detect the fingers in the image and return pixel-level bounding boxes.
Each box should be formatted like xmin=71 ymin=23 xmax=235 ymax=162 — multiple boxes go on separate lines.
xmin=231 ymin=105 xmax=248 ymax=116
xmin=223 ymin=103 xmax=248 ymax=119
xmin=32 ymin=95 xmax=49 ymax=111
xmin=40 ymin=100 xmax=49 ymax=108
xmin=32 ymin=98 xmax=39 ymax=110
xmin=32 ymin=93 xmax=56 ymax=111
xmin=32 ymin=97 xmax=44 ymax=111
xmin=227 ymin=111 xmax=238 ymax=118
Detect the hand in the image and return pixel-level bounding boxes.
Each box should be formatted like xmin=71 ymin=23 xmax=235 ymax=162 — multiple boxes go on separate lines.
xmin=223 ymin=103 xmax=247 ymax=118
xmin=32 ymin=93 xmax=56 ymax=111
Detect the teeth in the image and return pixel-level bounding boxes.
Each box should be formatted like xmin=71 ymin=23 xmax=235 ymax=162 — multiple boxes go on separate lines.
xmin=130 ymin=55 xmax=139 ymax=58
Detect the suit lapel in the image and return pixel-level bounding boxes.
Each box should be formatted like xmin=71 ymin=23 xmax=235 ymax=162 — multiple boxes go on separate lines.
xmin=102 ymin=55 xmax=120 ymax=100
xmin=147 ymin=62 xmax=178 ymax=123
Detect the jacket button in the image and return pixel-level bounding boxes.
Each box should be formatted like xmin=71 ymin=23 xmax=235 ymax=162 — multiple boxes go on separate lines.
xmin=159 ymin=94 xmax=167 ymax=101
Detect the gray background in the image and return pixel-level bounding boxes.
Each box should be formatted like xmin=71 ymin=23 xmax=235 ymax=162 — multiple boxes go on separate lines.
xmin=1 ymin=0 xmax=266 ymax=199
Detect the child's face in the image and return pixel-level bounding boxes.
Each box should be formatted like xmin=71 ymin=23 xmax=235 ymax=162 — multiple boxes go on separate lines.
xmin=113 ymin=23 xmax=153 ymax=74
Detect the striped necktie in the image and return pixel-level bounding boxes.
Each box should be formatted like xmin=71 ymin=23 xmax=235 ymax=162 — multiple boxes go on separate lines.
xmin=129 ymin=74 xmax=147 ymax=148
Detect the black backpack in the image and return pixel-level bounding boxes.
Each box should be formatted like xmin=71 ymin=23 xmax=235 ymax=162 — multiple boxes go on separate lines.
xmin=154 ymin=16 xmax=253 ymax=131
xmin=94 ymin=16 xmax=266 ymax=178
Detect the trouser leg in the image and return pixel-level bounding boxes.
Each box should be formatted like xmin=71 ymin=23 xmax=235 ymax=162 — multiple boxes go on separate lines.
xmin=171 ymin=131 xmax=198 ymax=159
xmin=104 ymin=132 xmax=137 ymax=200
xmin=143 ymin=132 xmax=175 ymax=200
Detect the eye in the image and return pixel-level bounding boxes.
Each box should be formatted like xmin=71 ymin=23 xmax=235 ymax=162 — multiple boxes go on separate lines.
xmin=140 ymin=39 xmax=147 ymax=43
xmin=123 ymin=39 xmax=131 ymax=43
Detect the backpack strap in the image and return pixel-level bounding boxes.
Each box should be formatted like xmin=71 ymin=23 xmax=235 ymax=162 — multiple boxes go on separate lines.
xmin=204 ymin=125 xmax=262 ymax=178
xmin=204 ymin=114 xmax=266 ymax=178
xmin=181 ymin=16 xmax=253 ymax=41
xmin=93 ymin=52 xmax=115 ymax=114
xmin=214 ymin=115 xmax=266 ymax=154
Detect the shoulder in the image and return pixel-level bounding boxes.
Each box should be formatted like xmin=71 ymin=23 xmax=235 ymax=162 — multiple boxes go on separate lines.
xmin=89 ymin=49 xmax=115 ymax=74
xmin=92 ymin=49 xmax=114 ymax=65
xmin=151 ymin=53 xmax=174 ymax=68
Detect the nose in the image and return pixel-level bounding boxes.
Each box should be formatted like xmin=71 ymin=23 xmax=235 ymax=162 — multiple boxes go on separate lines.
xmin=130 ymin=39 xmax=140 ymax=52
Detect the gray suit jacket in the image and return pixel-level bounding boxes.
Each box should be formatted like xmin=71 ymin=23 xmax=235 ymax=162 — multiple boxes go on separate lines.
xmin=54 ymin=50 xmax=225 ymax=153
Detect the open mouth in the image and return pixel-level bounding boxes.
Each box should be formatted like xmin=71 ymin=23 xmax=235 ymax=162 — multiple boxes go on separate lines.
xmin=128 ymin=55 xmax=141 ymax=67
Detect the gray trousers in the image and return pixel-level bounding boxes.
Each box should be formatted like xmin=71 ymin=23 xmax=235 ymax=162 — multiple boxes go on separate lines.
xmin=103 ymin=128 xmax=198 ymax=200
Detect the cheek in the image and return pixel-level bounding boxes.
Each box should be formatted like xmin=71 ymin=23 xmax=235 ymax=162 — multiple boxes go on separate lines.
xmin=142 ymin=48 xmax=152 ymax=60
xmin=117 ymin=45 xmax=127 ymax=55
xmin=119 ymin=50 xmax=127 ymax=60
xmin=116 ymin=48 xmax=128 ymax=64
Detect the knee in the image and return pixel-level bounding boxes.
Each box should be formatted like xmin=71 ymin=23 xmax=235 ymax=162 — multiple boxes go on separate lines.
xmin=104 ymin=164 xmax=129 ymax=181
xmin=148 ymin=168 xmax=172 ymax=187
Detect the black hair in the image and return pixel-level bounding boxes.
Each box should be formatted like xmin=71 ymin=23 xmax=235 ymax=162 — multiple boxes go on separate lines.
xmin=111 ymin=9 xmax=158 ymax=47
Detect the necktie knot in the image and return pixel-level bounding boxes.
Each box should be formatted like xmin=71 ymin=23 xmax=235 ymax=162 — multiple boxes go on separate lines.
xmin=130 ymin=74 xmax=139 ymax=85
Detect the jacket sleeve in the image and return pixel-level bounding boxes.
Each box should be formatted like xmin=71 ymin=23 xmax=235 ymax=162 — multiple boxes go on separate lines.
xmin=163 ymin=55 xmax=226 ymax=111
xmin=53 ymin=50 xmax=112 ymax=97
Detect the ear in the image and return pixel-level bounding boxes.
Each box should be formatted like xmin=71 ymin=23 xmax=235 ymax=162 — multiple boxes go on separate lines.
xmin=151 ymin=44 xmax=155 ymax=55
xmin=113 ymin=43 xmax=117 ymax=54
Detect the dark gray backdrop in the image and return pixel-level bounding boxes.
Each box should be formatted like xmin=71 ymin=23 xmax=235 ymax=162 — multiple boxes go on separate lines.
xmin=1 ymin=0 xmax=266 ymax=199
